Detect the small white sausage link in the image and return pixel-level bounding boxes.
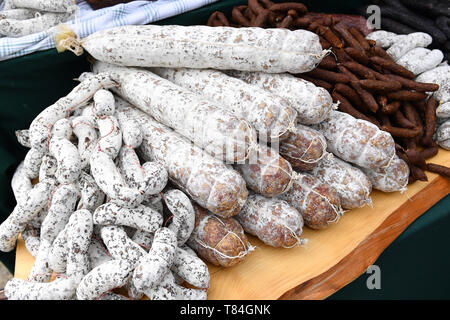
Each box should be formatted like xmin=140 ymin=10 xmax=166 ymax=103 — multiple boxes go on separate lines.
xmin=132 ymin=227 xmax=177 ymax=292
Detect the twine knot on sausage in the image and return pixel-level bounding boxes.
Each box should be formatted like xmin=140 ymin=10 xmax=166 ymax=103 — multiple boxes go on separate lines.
xmin=54 ymin=24 xmax=83 ymax=56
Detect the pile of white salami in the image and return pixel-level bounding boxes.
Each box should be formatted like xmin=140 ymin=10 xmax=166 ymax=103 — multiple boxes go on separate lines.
xmin=1 ymin=24 xmax=410 ymax=300
xmin=366 ymin=30 xmax=450 ymax=150
xmin=0 ymin=0 xmax=76 ymax=38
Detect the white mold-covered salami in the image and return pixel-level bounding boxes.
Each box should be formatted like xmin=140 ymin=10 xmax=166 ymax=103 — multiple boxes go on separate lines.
xmin=236 ymin=193 xmax=305 ymax=248
xmin=5 ymin=277 xmax=78 ymax=300
xmin=76 ymin=259 xmax=135 ymax=300
xmin=436 ymin=120 xmax=450 ymax=150
xmin=0 ymin=12 xmax=74 ymax=37
xmin=28 ymin=73 xmax=116 ymax=152
xmin=30 ymin=184 xmax=78 ymax=280
xmin=129 ymin=230 xmax=209 ymax=289
xmin=279 ymin=172 xmax=343 ymax=230
xmin=49 ymin=135 xmax=82 ymax=184
xmin=396 ymin=48 xmax=444 ymax=76
xmin=11 ymin=161 xmax=32 ymax=205
xmin=143 ymin=271 xmax=207 ymax=300
xmin=117 ymin=100 xmax=248 ymax=218
xmin=366 ymin=30 xmax=398 ymax=48
xmin=93 ymin=89 xmax=115 ymax=116
xmin=94 ymin=202 xmax=163 ymax=233
xmin=309 ymin=153 xmax=372 ymax=210
xmin=0 ymin=180 xmax=53 ymax=252
xmin=387 ymin=32 xmax=433 ymax=61
xmin=10 ymin=0 xmax=77 ymax=13
xmin=117 ymin=146 xmax=168 ymax=196
xmin=314 ymin=111 xmax=396 ymax=170
xmin=65 ymin=209 xmax=93 ymax=282
xmin=100 ymin=225 xmax=146 ymax=267
xmin=236 ymin=144 xmax=293 ymax=198
xmin=279 ymin=124 xmax=327 ymax=171
xmin=152 ymin=67 xmax=297 ymax=140
xmin=40 ymin=183 xmax=79 ymax=245
xmin=15 ymin=129 xmax=30 ymax=148
xmin=162 ymin=189 xmax=195 ymax=246
xmin=23 ymin=147 xmax=45 ymax=179
xmin=133 ymin=227 xmax=177 ymax=292
xmin=171 ymin=247 xmax=210 ymax=289
xmin=96 ymin=115 xmax=122 ymax=159
xmin=360 ymin=156 xmax=409 ymax=193
xmin=94 ymin=62 xmax=256 ymax=163
xmin=68 ymin=25 xmax=325 ymax=73
xmin=187 ymin=204 xmax=253 ymax=267
xmin=226 ymin=70 xmax=334 ymax=125
xmin=71 ymin=116 xmax=97 ymax=169
xmin=89 ymin=149 xmax=144 ymax=208
xmin=76 ymin=171 xmax=105 ymax=212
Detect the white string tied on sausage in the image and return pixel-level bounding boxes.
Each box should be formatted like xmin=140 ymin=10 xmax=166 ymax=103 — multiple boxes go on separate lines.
xmin=380 ymin=151 xmax=397 ymax=170
xmin=325 ymin=152 xmax=373 ymax=209
xmin=328 ymin=47 xmax=338 ymax=62
xmin=285 ymin=119 xmax=298 ymax=135
xmin=331 ymin=100 xmax=340 ymax=110
xmin=311 ymin=48 xmax=333 ymax=70
xmin=398 ymin=181 xmax=409 ymax=195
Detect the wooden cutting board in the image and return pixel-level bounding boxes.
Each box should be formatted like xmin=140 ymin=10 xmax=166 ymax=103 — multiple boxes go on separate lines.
xmin=14 ymin=149 xmax=450 ymax=300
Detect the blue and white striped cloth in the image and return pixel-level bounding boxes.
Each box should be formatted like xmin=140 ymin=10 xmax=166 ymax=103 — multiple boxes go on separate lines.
xmin=0 ymin=0 xmax=218 ymax=61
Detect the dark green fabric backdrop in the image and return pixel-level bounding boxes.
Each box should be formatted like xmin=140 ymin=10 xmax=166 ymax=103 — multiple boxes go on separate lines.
xmin=0 ymin=0 xmax=448 ymax=299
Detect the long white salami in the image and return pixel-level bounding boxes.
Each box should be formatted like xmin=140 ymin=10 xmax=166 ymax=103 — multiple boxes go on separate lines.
xmin=59 ymin=25 xmax=325 ymax=73
xmin=93 ymin=62 xmax=256 ymax=163
xmin=151 ymin=67 xmax=297 ymax=140
xmin=226 ymin=70 xmax=334 ymax=125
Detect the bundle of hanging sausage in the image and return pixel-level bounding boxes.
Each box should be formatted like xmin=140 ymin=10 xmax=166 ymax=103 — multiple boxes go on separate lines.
xmin=206 ymin=0 xmax=450 ymax=182
xmin=2 ymin=20 xmax=443 ymax=300
xmin=0 ymin=0 xmax=77 ymax=37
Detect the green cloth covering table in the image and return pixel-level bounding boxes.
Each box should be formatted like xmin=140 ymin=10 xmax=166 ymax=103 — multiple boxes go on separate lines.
xmin=0 ymin=0 xmax=449 ymax=299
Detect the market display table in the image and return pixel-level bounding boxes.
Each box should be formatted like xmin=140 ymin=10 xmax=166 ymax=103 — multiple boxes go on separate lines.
xmin=13 ymin=150 xmax=450 ymax=299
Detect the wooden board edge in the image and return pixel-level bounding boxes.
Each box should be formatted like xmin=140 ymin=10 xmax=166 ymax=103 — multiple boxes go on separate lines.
xmin=278 ymin=176 xmax=450 ymax=300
